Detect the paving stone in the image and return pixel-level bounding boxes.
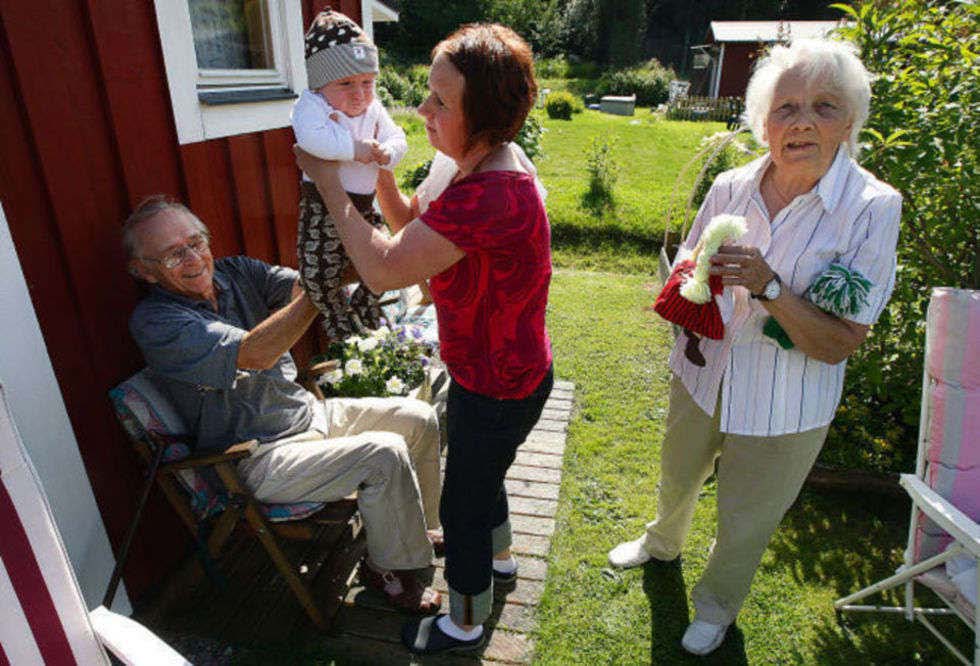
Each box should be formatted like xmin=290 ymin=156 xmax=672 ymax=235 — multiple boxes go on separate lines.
xmin=508 ymin=495 xmax=558 ymax=519
xmin=507 ymin=464 xmax=561 ymax=484
xmin=504 ymin=478 xmax=560 ymax=501
xmin=510 ymin=514 xmax=555 ymax=537
xmin=495 ymin=601 xmax=538 ymax=633
xmin=514 ymin=450 xmax=564 ymax=469
xmin=510 ymin=533 xmax=551 ymax=557
xmin=483 ymin=628 xmax=533 ymax=664
xmin=533 ymin=419 xmax=568 ymax=433
xmin=510 ymin=556 xmax=548 ymax=581
xmin=540 ymin=408 xmax=569 ymax=421
xmin=519 ymin=438 xmax=566 ymax=456
xmin=545 ymin=395 xmax=573 ymax=408
xmin=525 ymin=430 xmax=566 ymax=445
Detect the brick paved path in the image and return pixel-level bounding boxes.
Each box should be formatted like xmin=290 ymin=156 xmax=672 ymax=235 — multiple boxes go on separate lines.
xmin=326 ymin=379 xmax=575 ymax=665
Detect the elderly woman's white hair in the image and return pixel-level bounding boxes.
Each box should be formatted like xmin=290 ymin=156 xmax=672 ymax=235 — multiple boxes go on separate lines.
xmin=743 ymin=38 xmax=872 ymax=156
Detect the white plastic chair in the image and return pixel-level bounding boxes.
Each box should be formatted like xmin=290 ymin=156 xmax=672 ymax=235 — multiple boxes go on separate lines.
xmin=0 ymin=382 xmax=190 ymax=665
xmin=835 ymin=287 xmax=979 ymax=665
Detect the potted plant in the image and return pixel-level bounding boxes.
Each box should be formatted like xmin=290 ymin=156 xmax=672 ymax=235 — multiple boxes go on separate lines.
xmin=315 ymin=324 xmax=436 ymax=400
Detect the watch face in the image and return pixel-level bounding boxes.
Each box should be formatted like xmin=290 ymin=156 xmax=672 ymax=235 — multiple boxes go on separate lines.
xmin=765 ymin=278 xmax=781 ymax=300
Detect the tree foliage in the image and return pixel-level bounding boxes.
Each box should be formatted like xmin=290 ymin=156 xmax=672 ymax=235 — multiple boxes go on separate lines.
xmin=822 ymin=0 xmax=979 ymax=472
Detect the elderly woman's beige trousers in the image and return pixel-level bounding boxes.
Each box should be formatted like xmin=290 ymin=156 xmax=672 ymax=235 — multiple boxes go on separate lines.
xmin=641 ymin=375 xmax=828 ymax=625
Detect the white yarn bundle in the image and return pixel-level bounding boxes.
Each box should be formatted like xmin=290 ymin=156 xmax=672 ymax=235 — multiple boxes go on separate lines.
xmin=679 ymin=214 xmax=748 ymax=304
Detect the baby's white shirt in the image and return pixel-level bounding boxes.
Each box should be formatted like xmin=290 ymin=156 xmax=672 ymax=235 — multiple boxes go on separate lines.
xmin=291 ymin=89 xmax=408 ymax=195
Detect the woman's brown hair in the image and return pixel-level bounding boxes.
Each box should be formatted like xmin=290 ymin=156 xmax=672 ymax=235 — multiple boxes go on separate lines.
xmin=433 ymin=23 xmax=538 ymax=150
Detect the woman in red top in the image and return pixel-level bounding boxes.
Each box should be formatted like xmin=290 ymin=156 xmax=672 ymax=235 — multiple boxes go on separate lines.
xmin=296 ymin=23 xmax=552 ymax=654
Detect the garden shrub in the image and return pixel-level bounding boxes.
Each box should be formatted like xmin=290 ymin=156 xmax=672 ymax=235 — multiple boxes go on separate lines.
xmin=536 ymin=56 xmax=571 ymax=79
xmin=376 ymin=84 xmax=395 ymax=108
xmin=378 ymin=65 xmax=428 ymax=108
xmin=515 ymin=114 xmax=544 ymax=161
xmin=404 ymin=64 xmax=429 ymax=87
xmin=567 ymin=60 xmax=600 ymax=79
xmin=593 ymin=61 xmax=673 ymax=106
xmin=821 ymin=0 xmax=979 ymax=473
xmin=581 ymin=137 xmax=618 ymax=215
xmin=545 ymin=91 xmax=580 ymax=120
xmin=400 ymin=159 xmax=433 ymax=191
xmin=399 ymin=115 xmax=544 ymax=191
xmin=378 ymin=66 xmax=409 ymax=102
xmin=691 ymin=132 xmax=756 ymax=208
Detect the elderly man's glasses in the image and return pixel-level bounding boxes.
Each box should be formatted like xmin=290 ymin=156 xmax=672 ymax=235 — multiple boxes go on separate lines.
xmin=142 ymin=234 xmax=210 ymax=270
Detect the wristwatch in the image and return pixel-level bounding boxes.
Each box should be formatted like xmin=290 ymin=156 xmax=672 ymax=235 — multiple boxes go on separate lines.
xmin=752 ymin=273 xmax=782 ymax=301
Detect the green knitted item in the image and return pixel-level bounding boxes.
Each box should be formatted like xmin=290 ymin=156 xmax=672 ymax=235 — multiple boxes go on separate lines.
xmin=807 ymin=263 xmax=872 ymax=317
xmin=761 ymin=264 xmax=873 ymax=350
xmin=763 ymin=316 xmax=795 ymax=349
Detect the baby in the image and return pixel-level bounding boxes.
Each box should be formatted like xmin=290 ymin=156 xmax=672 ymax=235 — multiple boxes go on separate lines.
xmin=293 ymin=9 xmax=407 ymax=339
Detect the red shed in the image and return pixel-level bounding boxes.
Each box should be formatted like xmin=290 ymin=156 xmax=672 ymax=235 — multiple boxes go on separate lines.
xmin=0 ymin=0 xmax=398 ymax=605
xmin=691 ymin=20 xmax=844 ymax=98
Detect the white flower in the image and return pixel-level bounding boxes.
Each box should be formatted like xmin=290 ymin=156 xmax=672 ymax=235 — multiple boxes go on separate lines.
xmin=386 ymin=376 xmax=405 ymax=394
xmin=371 ymin=327 xmax=388 ymax=339
xmin=323 ymin=368 xmax=343 ymax=385
xmin=346 ymin=335 xmax=364 ymax=348
xmin=357 ymin=337 xmax=379 ymax=352
xmin=345 ymin=358 xmax=364 ymax=375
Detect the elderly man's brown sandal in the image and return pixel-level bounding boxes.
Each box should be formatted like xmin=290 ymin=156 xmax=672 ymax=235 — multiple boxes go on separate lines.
xmin=359 ymin=559 xmax=441 ymax=615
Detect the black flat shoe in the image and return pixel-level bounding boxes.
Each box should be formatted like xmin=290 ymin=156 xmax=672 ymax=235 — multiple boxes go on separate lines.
xmin=401 ymin=614 xmax=488 ymax=655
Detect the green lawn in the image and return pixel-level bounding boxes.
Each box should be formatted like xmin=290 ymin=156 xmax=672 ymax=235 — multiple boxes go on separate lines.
xmin=388 ymin=112 xmax=969 ymax=664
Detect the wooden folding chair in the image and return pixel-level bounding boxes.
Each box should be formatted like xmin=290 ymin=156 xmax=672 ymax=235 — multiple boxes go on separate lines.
xmin=107 ymin=369 xmax=360 ymax=630
xmin=835 ymin=287 xmax=979 ymax=664
xmin=0 ymin=382 xmax=190 ymax=665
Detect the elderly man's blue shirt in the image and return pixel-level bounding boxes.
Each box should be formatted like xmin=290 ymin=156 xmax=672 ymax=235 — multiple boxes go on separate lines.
xmin=129 ymin=256 xmax=319 ymax=452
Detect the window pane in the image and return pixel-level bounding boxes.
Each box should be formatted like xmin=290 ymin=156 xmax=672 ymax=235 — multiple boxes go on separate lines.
xmin=188 ymin=0 xmax=274 ymax=70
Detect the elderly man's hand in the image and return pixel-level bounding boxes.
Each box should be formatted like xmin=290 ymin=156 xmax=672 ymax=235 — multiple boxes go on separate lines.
xmin=293 ymin=145 xmax=337 ymax=179
xmin=709 ymin=245 xmax=776 ymax=296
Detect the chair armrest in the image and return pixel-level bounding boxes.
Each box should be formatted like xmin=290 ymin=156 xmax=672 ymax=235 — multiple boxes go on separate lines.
xmin=306 ymin=359 xmax=340 ymax=378
xmin=160 ymin=439 xmax=258 ymax=471
xmin=298 ymin=359 xmax=340 ymax=400
xmin=901 ymin=473 xmax=980 ymax=557
xmin=90 ymin=606 xmax=191 ymax=665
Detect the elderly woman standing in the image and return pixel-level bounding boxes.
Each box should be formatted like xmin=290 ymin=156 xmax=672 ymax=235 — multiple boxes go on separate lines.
xmin=608 ymin=39 xmax=902 ymax=655
xmin=296 ymin=24 xmax=552 ymax=655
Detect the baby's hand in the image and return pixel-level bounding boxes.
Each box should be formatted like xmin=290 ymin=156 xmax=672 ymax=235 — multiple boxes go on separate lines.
xmin=353 ymin=139 xmax=378 ymax=164
xmin=371 ymin=143 xmax=392 ymax=166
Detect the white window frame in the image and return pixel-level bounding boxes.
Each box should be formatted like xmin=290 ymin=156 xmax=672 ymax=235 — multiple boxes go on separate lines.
xmin=154 ymin=0 xmax=308 ymax=144
xmin=360 ymin=0 xmax=400 ymax=42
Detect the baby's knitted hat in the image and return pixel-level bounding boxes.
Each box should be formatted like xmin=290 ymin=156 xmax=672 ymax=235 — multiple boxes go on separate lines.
xmin=305 ymin=9 xmax=378 ymax=90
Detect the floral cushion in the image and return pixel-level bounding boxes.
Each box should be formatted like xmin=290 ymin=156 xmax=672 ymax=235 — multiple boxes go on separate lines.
xmin=110 ymin=370 xmax=324 ymax=523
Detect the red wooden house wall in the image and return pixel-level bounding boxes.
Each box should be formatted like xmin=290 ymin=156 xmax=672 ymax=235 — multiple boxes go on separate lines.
xmin=0 ymin=0 xmax=361 ymax=597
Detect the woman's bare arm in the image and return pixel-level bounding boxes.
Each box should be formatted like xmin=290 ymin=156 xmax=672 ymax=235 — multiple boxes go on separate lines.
xmin=376 ymin=169 xmax=418 ymax=233
xmin=296 ymin=147 xmax=463 ymax=293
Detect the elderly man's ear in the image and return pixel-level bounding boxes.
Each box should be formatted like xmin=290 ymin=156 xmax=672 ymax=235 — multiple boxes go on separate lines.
xmin=128 ymin=259 xmax=157 ymax=284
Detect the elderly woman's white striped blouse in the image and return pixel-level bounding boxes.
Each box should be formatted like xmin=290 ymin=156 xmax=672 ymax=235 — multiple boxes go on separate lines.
xmin=669 ymin=147 xmax=902 ymax=437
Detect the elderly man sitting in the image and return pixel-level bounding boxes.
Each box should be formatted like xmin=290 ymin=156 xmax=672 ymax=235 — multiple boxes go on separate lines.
xmin=124 ymin=195 xmax=442 ymax=614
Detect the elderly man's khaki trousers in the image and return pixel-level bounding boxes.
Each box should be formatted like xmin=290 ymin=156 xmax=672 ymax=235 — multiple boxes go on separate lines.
xmin=238 ymin=397 xmax=441 ymax=572
xmin=641 ymin=375 xmax=828 ymax=625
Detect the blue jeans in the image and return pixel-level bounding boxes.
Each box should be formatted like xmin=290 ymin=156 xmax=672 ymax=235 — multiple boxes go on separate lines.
xmin=440 ymin=366 xmax=554 ymax=626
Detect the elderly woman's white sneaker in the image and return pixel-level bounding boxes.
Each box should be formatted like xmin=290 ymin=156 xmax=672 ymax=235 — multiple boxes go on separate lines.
xmin=681 ymin=619 xmax=729 ymax=655
xmin=607 ymin=538 xmax=653 ymax=569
